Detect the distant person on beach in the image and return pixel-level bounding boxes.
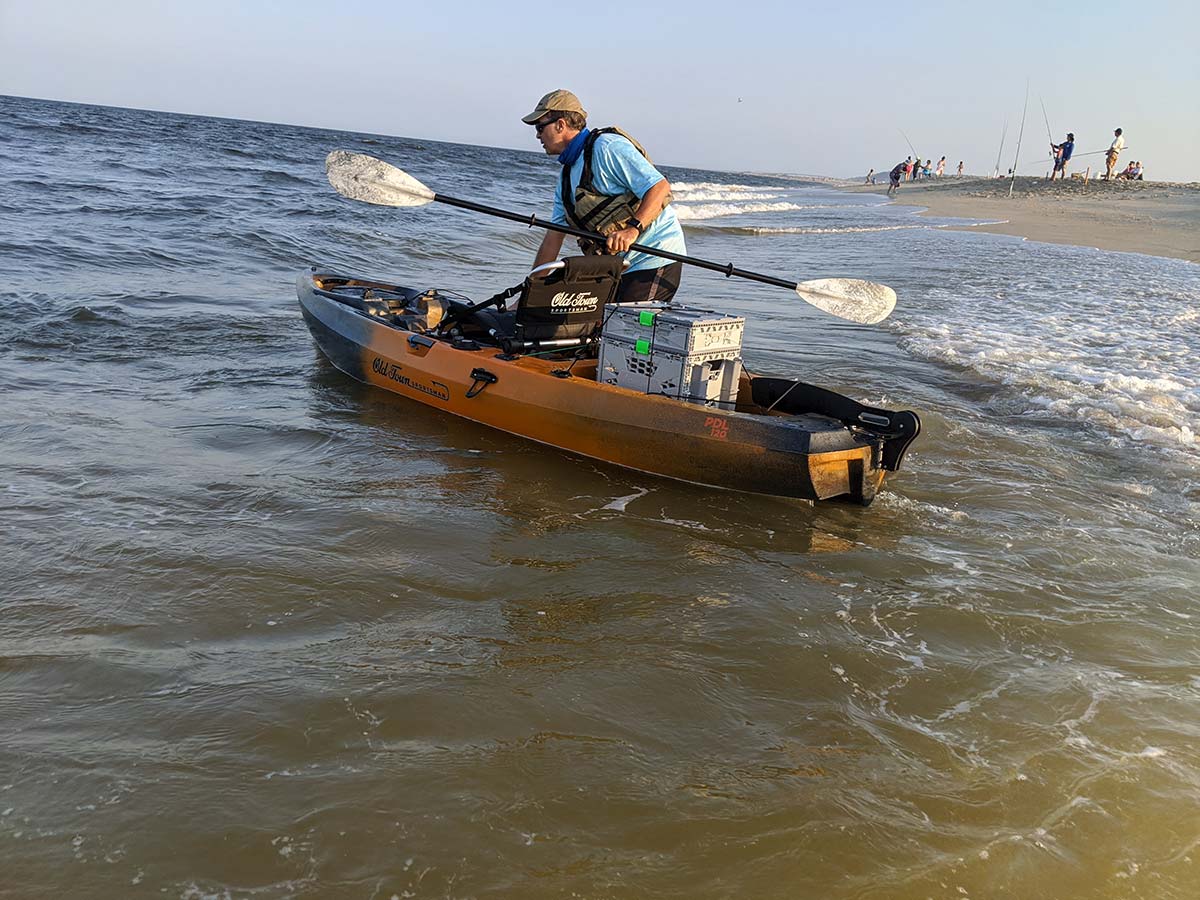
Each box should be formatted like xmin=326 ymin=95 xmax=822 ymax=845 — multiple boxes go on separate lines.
xmin=922 ymin=160 xmax=932 ymax=179
xmin=936 ymin=156 xmax=946 ymax=177
xmin=522 ymin=89 xmax=684 ymax=304
xmin=904 ymin=157 xmax=913 ymax=181
xmin=865 ymin=168 xmax=875 ymax=184
xmin=1116 ymin=160 xmax=1144 ymax=181
xmin=1104 ymin=128 xmax=1125 ymax=180
xmin=1049 ymin=132 xmax=1074 ymax=181
xmin=957 ymin=160 xmax=964 ymax=176
xmin=888 ymin=161 xmax=905 ymax=195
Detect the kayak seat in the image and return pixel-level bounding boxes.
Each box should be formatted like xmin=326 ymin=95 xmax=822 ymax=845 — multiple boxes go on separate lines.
xmin=467 ymin=255 xmax=622 ymax=354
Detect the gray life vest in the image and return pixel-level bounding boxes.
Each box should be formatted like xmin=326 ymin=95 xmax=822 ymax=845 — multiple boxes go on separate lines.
xmin=560 ymin=127 xmax=672 ymax=255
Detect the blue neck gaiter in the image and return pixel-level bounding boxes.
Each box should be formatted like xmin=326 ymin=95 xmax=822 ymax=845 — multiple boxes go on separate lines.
xmin=557 ymin=128 xmax=590 ymax=167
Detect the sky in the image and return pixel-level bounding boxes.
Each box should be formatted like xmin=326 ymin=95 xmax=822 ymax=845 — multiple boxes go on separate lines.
xmin=2 ymin=0 xmax=1198 ymax=181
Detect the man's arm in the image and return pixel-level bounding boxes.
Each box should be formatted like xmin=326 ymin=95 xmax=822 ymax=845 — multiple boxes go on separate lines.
xmin=533 ymin=230 xmax=566 ymax=270
xmin=606 ymin=178 xmax=673 ymax=254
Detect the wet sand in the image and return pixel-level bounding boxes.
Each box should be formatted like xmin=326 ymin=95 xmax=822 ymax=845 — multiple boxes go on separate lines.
xmin=840 ymin=175 xmax=1200 ymax=263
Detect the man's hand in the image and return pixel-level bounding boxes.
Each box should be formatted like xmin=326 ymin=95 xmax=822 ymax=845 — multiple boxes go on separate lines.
xmin=606 ymin=225 xmax=640 ymax=254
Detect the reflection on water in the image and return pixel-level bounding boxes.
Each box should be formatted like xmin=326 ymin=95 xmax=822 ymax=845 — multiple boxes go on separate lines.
xmin=1 ymin=95 xmax=1198 ymax=898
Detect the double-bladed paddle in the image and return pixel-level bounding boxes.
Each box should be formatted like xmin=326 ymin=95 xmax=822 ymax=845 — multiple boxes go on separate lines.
xmin=325 ymin=150 xmax=897 ymax=325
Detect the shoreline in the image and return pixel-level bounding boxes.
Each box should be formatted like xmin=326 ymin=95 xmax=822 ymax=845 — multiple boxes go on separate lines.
xmin=837 ymin=176 xmax=1200 ymax=264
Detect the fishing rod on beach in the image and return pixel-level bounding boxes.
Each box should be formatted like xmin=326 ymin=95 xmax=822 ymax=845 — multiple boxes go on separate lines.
xmin=324 ymin=151 xmax=897 ymax=325
xmin=1009 ymin=82 xmax=1030 ymax=198
xmin=898 ymin=128 xmax=918 ymax=162
xmin=1040 ymin=97 xmax=1056 ymax=169
xmin=1004 ymin=146 xmax=1133 ymax=177
xmin=993 ymin=118 xmax=1008 ymax=179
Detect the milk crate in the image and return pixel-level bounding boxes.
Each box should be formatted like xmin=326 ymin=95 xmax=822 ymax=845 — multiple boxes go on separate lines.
xmin=601 ymin=305 xmax=745 ymax=356
xmin=597 ymin=335 xmax=743 ymax=406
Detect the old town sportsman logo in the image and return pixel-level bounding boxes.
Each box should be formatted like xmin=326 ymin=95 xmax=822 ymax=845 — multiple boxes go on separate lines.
xmin=550 ymin=291 xmax=600 ymax=313
xmin=372 ymin=357 xmax=450 ymax=401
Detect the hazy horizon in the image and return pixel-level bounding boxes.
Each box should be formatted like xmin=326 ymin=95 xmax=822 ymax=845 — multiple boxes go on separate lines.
xmin=2 ymin=0 xmax=1197 ymax=181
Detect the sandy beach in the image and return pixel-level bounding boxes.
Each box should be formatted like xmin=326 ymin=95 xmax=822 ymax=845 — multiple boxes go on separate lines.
xmin=841 ymin=175 xmax=1200 ymax=263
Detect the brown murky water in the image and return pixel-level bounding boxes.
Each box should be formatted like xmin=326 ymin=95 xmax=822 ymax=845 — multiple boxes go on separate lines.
xmin=2 ymin=96 xmax=1198 ymax=898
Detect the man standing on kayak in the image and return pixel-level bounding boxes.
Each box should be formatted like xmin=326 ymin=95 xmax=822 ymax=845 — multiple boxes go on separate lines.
xmin=524 ymin=89 xmax=686 ymax=304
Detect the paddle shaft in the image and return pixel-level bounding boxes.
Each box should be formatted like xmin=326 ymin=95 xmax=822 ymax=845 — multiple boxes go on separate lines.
xmin=429 ymin=192 xmax=798 ymax=292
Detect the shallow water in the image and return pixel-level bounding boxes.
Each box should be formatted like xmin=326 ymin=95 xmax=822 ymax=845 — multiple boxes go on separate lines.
xmin=2 ymin=95 xmax=1199 ymax=898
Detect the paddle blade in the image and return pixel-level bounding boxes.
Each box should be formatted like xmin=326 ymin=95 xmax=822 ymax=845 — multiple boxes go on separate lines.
xmin=795 ymin=278 xmax=897 ymax=325
xmin=325 ymin=150 xmax=435 ymax=207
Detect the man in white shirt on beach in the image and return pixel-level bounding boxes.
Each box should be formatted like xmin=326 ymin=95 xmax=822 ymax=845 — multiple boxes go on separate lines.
xmin=1104 ymin=128 xmax=1125 ymax=180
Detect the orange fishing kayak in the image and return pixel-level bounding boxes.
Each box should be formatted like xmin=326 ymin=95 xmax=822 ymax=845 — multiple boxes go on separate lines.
xmin=296 ymin=267 xmax=919 ymax=504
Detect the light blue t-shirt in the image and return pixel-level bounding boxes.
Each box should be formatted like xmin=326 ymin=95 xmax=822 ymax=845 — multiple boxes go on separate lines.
xmin=551 ymin=133 xmax=686 ymax=274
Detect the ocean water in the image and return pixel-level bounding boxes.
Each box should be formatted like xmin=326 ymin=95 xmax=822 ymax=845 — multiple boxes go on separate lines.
xmin=2 ymin=95 xmax=1198 ymax=899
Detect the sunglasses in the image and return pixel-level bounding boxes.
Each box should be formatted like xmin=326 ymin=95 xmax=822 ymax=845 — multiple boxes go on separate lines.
xmin=535 ymin=117 xmax=559 ymax=135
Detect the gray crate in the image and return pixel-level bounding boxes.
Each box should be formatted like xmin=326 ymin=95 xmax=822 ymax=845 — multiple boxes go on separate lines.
xmin=602 ymin=304 xmax=745 ymax=356
xmin=598 ymin=335 xmax=742 ymax=406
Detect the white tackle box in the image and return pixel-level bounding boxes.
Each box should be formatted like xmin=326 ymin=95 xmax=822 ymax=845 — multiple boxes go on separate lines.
xmin=597 ymin=305 xmax=745 ymax=406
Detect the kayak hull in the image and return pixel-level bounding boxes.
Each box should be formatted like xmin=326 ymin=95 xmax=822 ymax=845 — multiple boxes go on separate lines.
xmin=297 ymin=268 xmax=917 ymax=504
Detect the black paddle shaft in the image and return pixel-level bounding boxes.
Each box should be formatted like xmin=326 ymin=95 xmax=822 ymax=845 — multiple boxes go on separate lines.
xmin=431 ymin=192 xmax=797 ymax=291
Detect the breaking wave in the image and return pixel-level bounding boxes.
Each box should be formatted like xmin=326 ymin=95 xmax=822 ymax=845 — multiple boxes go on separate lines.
xmin=672 ymin=201 xmax=839 ymax=221
xmin=703 ymin=220 xmax=1011 ymax=235
xmin=672 ymin=180 xmax=792 ymax=193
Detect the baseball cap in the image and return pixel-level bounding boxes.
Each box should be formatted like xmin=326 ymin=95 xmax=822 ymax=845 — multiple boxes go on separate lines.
xmin=521 ymin=89 xmax=587 ymax=124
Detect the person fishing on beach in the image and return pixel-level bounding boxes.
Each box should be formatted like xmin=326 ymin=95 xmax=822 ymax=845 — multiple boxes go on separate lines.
xmin=524 ymin=89 xmax=685 ymax=304
xmin=888 ymin=161 xmax=905 ymax=196
xmin=1104 ymin=128 xmax=1125 ymax=180
xmin=1049 ymin=132 xmax=1074 ymax=181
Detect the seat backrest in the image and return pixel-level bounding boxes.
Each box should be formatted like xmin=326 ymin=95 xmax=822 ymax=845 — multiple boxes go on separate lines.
xmin=514 ymin=255 xmax=622 ymax=343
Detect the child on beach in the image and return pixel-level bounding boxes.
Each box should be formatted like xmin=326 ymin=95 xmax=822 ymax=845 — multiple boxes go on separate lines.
xmin=1116 ymin=161 xmax=1144 ymax=180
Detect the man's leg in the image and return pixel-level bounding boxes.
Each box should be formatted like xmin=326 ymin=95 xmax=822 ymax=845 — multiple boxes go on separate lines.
xmin=615 ymin=262 xmax=683 ymax=305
